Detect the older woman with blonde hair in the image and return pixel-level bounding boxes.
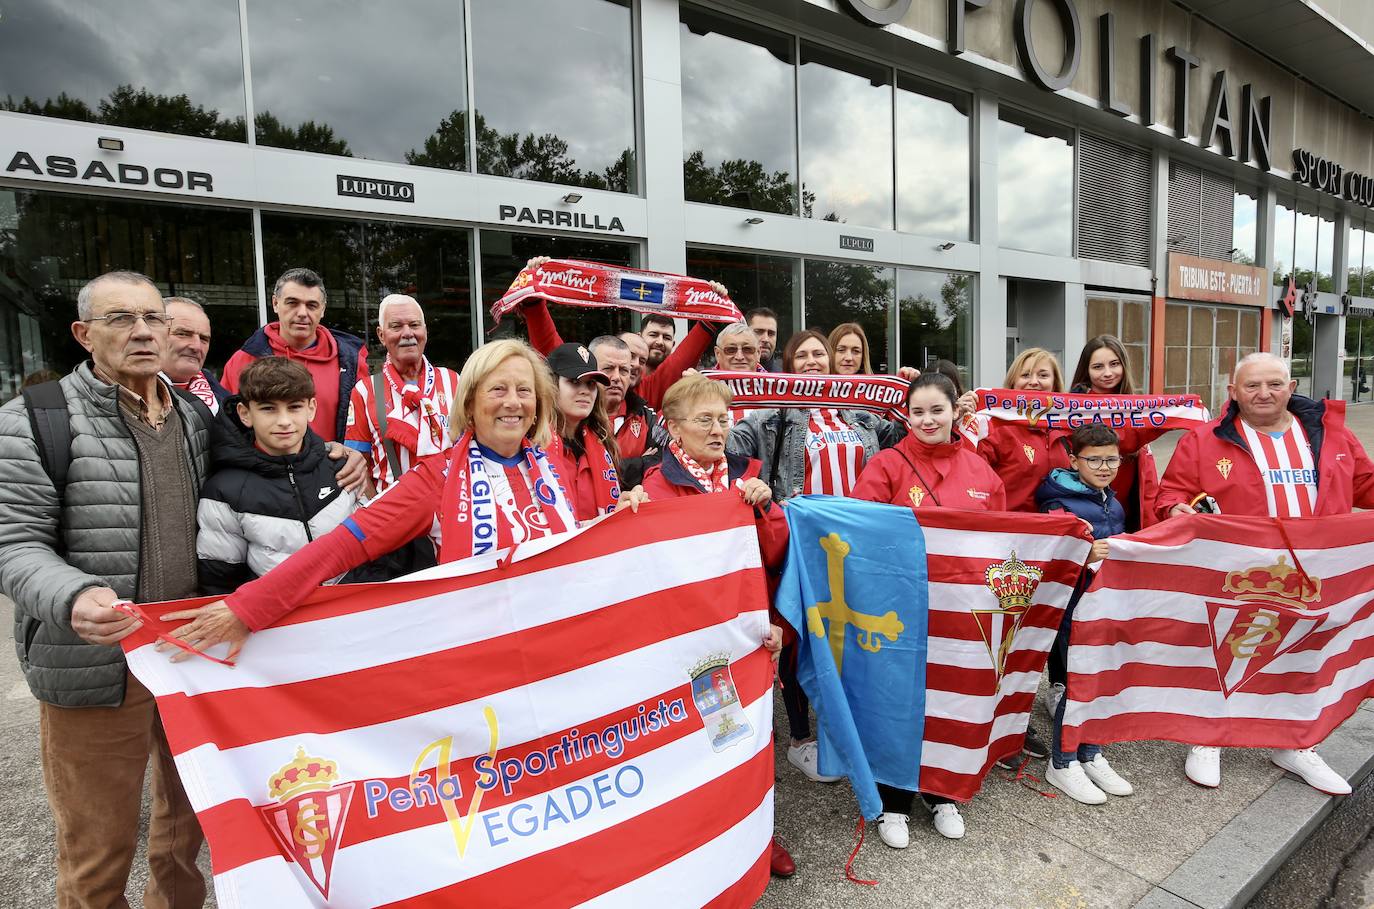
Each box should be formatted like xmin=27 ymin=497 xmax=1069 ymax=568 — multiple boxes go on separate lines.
xmin=974 ymin=347 xmax=1066 ymax=513
xmin=162 ymin=338 xmax=638 ymax=656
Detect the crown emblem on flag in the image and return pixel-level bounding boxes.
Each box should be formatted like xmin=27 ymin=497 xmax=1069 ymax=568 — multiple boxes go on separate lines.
xmin=269 ymin=747 xmax=340 ymax=801
xmin=259 ymin=747 xmax=356 ymax=899
xmin=1222 ymin=556 xmax=1321 ymax=605
xmin=985 ymin=551 xmax=1042 ymax=609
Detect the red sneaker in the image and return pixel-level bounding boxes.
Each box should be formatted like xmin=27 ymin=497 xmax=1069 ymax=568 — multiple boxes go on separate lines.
xmin=770 ymin=837 xmax=796 ymax=878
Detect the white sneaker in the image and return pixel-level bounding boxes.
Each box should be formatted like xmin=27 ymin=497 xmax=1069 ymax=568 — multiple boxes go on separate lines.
xmin=1045 ymin=761 xmax=1107 ymax=804
xmin=1272 ymin=748 xmax=1352 ymax=795
xmin=1046 ymin=682 xmax=1066 ymax=718
xmin=1081 ymin=754 xmax=1134 ymax=797
xmin=1185 ymin=745 xmax=1221 ymax=788
xmin=930 ymin=802 xmax=965 ymax=839
xmin=787 ymin=740 xmax=841 ymax=783
xmin=876 ymin=812 xmax=910 ymax=849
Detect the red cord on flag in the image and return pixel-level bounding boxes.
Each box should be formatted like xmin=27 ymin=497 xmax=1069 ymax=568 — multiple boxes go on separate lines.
xmin=998 ymin=754 xmax=1058 ymax=799
xmin=845 ymin=815 xmax=878 ymax=886
xmin=1273 ymin=518 xmax=1318 ymax=600
xmin=111 ymin=601 xmax=237 ymax=667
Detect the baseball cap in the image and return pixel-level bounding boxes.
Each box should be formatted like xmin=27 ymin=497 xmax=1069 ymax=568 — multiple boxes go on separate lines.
xmin=547 ymin=342 xmax=610 ymax=385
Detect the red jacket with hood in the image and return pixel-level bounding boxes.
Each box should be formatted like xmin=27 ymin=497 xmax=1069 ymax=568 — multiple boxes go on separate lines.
xmin=853 ymin=432 xmax=1006 ymax=512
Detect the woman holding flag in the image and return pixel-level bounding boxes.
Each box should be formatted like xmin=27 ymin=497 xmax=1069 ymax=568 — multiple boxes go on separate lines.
xmin=728 ymin=329 xmax=902 ymax=787
xmin=973 ymin=347 xmax=1067 ymax=512
xmin=851 ymin=372 xmax=1005 ymax=845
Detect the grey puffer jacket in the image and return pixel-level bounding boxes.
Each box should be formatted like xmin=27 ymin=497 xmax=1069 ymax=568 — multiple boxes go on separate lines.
xmin=0 ymin=363 xmax=211 ymax=707
xmin=727 ymin=408 xmax=904 ymax=502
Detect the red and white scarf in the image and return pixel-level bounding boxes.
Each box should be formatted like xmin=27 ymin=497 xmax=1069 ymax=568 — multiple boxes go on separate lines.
xmin=383 ymin=358 xmax=452 ymax=459
xmin=963 ymin=388 xmax=1211 ymax=444
xmin=171 ymin=372 xmax=219 ymax=414
xmin=704 ymin=370 xmax=909 ymax=423
xmin=546 ymin=425 xmax=623 ymax=517
xmin=491 ymin=259 xmax=743 ymax=326
xmin=439 ymin=431 xmax=576 ymax=562
xmin=668 ymin=439 xmax=730 ymax=493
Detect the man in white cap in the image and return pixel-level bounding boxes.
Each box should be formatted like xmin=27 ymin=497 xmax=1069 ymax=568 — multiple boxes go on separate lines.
xmin=344 ymin=294 xmax=459 ymax=496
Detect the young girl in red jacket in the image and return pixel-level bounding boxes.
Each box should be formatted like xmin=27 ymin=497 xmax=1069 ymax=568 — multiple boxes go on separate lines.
xmin=851 ymin=373 xmax=1005 ymax=847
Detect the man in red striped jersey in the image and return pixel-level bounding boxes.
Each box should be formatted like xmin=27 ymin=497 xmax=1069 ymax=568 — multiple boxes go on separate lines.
xmin=1160 ymin=351 xmax=1374 ymax=793
xmin=343 ymin=294 xmax=459 ymax=496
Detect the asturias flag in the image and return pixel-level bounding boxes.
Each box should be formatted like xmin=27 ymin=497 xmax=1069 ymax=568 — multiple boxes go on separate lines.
xmin=774 ymin=496 xmax=929 ymax=819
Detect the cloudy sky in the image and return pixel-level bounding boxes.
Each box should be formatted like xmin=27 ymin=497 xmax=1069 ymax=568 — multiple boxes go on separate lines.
xmin=996 ymin=116 xmax=1074 ymax=256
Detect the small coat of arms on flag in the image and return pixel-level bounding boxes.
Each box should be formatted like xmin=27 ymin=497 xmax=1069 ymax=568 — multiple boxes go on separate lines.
xmin=690 ymin=654 xmax=753 ymax=751
xmin=257 ymin=747 xmax=356 ymax=899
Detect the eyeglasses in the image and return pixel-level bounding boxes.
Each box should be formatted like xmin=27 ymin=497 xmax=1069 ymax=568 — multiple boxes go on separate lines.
xmin=170 ymin=327 xmax=212 ymax=345
xmin=85 ymin=311 xmax=169 ymax=331
xmin=1079 ymin=456 xmax=1122 ymax=469
xmin=684 ymin=415 xmax=731 ymax=431
xmin=719 ymin=346 xmax=757 ymax=357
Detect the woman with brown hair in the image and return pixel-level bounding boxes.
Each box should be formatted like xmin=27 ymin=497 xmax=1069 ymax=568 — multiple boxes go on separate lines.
xmin=544 ymin=342 xmax=622 ymax=522
xmin=827 ymin=322 xmax=874 ymax=375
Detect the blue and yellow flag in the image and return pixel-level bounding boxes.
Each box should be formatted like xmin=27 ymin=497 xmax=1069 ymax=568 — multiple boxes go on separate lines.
xmin=774 ymin=496 xmax=928 ymax=820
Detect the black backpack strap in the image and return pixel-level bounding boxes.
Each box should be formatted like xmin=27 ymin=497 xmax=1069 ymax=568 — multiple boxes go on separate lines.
xmin=373 ymin=372 xmax=403 ymax=481
xmin=21 ymin=380 xmax=72 ymax=500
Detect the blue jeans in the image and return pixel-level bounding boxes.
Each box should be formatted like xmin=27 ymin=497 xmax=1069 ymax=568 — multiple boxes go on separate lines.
xmin=1050 ymin=594 xmax=1103 ymax=769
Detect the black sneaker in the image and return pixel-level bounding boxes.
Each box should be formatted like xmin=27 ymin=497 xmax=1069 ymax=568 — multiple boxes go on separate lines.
xmin=1021 ymin=729 xmax=1049 ymax=759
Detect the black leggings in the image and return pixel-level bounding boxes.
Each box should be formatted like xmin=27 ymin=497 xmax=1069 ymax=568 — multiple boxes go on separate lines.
xmin=779 ymin=642 xmax=811 ymax=741
xmin=877 ymin=784 xmax=951 ymax=815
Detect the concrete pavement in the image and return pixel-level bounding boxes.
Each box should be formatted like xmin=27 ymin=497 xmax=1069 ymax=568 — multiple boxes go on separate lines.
xmin=3 ymin=404 xmax=1374 ymax=907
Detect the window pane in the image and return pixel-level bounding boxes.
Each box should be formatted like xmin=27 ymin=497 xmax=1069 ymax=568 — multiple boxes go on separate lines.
xmin=1295 ymin=209 xmax=1319 ymax=286
xmin=685 ymin=248 xmax=796 ymax=344
xmin=1086 ymin=297 xmax=1117 ymax=340
xmin=803 ymin=260 xmax=894 ymax=372
xmin=248 ymin=0 xmax=466 ymax=166
xmin=1348 ymin=224 xmax=1364 ymax=296
xmin=0 ymin=2 xmax=246 ymax=140
xmin=1317 ymin=213 xmax=1336 ymax=292
xmin=0 ymin=189 xmax=257 ymax=398
xmin=262 ymin=213 xmax=473 ymax=371
xmin=896 ymin=74 xmax=970 ymax=240
xmin=896 ymin=269 xmax=972 ymax=386
xmin=799 ymin=44 xmax=893 ymax=229
xmin=1232 ymin=188 xmax=1258 ymax=265
xmin=680 ymin=8 xmax=797 ymax=214
xmin=1273 ymin=201 xmax=1296 ymax=284
xmin=480 ymin=231 xmax=637 ymax=346
xmin=471 ymin=0 xmax=635 ymax=192
xmin=1292 ymin=314 xmax=1314 ymax=398
xmin=998 ymin=110 xmax=1074 ymax=256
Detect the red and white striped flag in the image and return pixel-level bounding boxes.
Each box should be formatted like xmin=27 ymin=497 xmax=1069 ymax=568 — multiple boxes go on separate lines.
xmin=917 ymin=509 xmax=1092 ymax=801
xmin=1063 ymin=513 xmax=1374 ymax=752
xmin=120 ymin=495 xmax=774 ymax=909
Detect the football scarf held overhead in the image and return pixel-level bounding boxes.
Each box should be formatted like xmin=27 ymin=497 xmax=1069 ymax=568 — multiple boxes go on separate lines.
xmin=440 ymin=431 xmax=577 ymax=561
xmin=971 ymin=389 xmax=1211 ymax=435
xmin=1062 ymin=511 xmax=1374 ymax=752
xmin=117 ymin=494 xmax=775 ymax=909
xmin=490 ymin=259 xmax=743 ymax=326
xmin=704 ymin=371 xmax=910 ymax=423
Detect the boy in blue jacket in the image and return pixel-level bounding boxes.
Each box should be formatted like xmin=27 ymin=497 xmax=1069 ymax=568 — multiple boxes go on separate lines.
xmin=1035 ymin=423 xmax=1133 ymax=804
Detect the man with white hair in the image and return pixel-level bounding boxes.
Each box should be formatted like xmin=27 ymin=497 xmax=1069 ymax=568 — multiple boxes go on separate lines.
xmin=1158 ymin=350 xmax=1374 ymax=793
xmin=344 ymin=294 xmax=459 ymax=495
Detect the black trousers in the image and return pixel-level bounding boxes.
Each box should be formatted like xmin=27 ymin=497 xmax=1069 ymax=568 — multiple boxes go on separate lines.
xmin=877 ymin=784 xmax=951 ymax=814
xmin=779 ymin=642 xmax=811 ymax=741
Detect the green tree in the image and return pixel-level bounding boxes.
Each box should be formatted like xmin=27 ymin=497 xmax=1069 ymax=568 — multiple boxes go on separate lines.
xmin=254 ymin=111 xmax=352 ymax=156
xmin=683 ymin=150 xmax=798 ymax=215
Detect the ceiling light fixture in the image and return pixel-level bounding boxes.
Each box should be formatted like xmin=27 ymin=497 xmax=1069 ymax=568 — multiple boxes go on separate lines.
xmin=561 ymin=192 xmax=583 ymax=204
xmin=97 ymin=137 xmax=124 ymax=152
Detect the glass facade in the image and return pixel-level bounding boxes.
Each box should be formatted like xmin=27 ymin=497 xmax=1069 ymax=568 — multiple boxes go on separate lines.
xmin=803 ymin=260 xmax=894 ymax=371
xmin=1273 ymin=201 xmax=1296 ymax=284
xmin=896 ymin=75 xmax=971 ymax=241
xmin=685 ymin=248 xmax=797 ymax=343
xmin=1163 ymin=302 xmax=1260 ymax=413
xmin=1317 ymin=213 xmax=1336 ymax=292
xmin=1344 ymin=315 xmax=1374 ymax=403
xmin=471 ymin=0 xmax=636 ymax=192
xmin=680 ymin=8 xmax=797 ymax=214
xmin=896 ymin=269 xmax=972 ymax=382
xmin=1232 ymin=188 xmax=1258 ymax=265
xmin=261 ymin=213 xmax=474 ymax=371
xmin=248 ymin=0 xmax=468 ymax=166
xmin=1351 ymin=221 xmax=1373 ymax=298
xmin=798 ymin=44 xmax=894 ymax=228
xmin=0 ymin=189 xmax=257 ymax=397
xmin=998 ymin=109 xmax=1074 ymax=256
xmin=0 ymin=1 xmax=247 ymax=140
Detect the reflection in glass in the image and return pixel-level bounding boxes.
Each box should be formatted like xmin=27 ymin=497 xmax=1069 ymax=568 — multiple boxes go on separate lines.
xmin=471 ymin=0 xmax=636 ymax=192
xmin=1348 ymin=224 xmax=1365 ymax=297
xmin=998 ymin=110 xmax=1074 ymax=256
xmin=1343 ymin=316 xmax=1374 ymax=403
xmin=896 ymin=75 xmax=970 ymax=240
xmin=248 ymin=0 xmax=467 ymax=166
xmin=680 ymin=8 xmax=797 ymax=214
xmin=1292 ymin=313 xmax=1313 ymax=397
xmin=481 ymin=231 xmax=637 ymax=346
xmin=0 ymin=189 xmax=257 ymax=398
xmin=897 ymin=269 xmax=971 ymax=383
xmin=0 ymin=1 xmax=246 ymax=140
xmin=1294 ymin=209 xmax=1319 ymax=287
xmin=799 ymin=45 xmax=893 ymax=228
xmin=1273 ymin=201 xmax=1296 ymax=284
xmin=802 ymin=260 xmax=894 ymax=371
xmin=1317 ymin=214 xmax=1336 ymax=292
xmin=686 ymin=248 xmax=797 ymax=342
xmin=1232 ymin=188 xmax=1258 ymax=264
xmin=262 ymin=213 xmax=473 ymax=370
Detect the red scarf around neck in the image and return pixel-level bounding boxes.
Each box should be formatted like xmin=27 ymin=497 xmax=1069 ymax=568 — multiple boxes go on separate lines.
xmin=546 ymin=424 xmax=622 ymax=517
xmin=668 ymin=439 xmax=730 ymax=493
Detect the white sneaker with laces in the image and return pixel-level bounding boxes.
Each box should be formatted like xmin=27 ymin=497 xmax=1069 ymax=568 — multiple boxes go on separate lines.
xmin=1081 ymin=754 xmax=1133 ymax=796
xmin=1046 ymin=682 xmax=1066 ymax=718
xmin=1185 ymin=745 xmax=1221 ymax=788
xmin=876 ymin=812 xmax=910 ymax=849
xmin=1045 ymin=761 xmax=1107 ymax=804
xmin=1272 ymin=748 xmax=1352 ymax=795
xmin=787 ymin=740 xmax=842 ymax=783
xmin=931 ymin=802 xmax=965 ymax=839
